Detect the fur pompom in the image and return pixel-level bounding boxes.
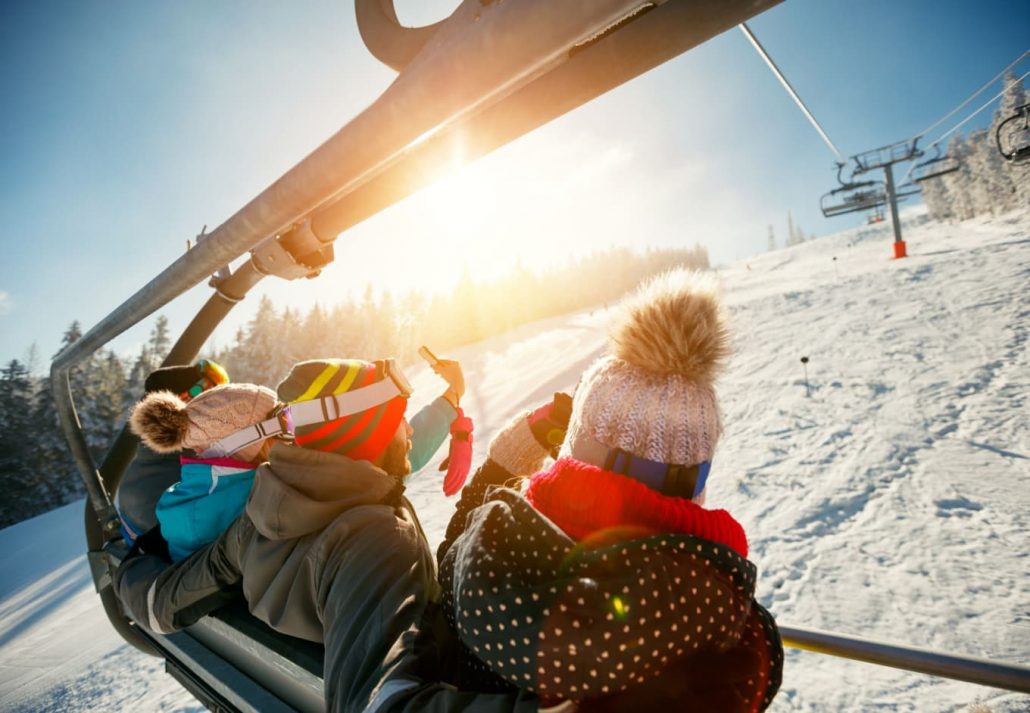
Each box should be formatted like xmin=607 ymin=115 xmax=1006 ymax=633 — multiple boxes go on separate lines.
xmin=129 ymin=390 xmax=190 ymax=453
xmin=609 ymin=269 xmax=730 ymax=382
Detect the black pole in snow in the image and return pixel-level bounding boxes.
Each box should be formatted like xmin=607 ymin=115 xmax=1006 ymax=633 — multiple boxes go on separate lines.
xmin=800 ymin=356 xmax=810 ymax=397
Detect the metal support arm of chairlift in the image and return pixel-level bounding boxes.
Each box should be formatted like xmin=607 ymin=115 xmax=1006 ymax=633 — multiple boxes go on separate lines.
xmin=822 ymin=140 xmax=924 ymax=249
xmin=48 ymin=0 xmax=1030 ymax=702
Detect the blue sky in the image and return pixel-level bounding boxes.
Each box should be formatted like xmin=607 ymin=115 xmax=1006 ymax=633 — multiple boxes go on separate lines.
xmin=1 ymin=0 xmax=1027 ymax=369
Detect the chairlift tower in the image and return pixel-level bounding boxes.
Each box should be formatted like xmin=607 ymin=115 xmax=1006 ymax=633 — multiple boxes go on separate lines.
xmin=851 ymin=139 xmax=922 ymax=258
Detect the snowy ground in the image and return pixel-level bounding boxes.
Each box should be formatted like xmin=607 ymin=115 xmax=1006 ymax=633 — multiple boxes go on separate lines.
xmin=1 ymin=209 xmax=1027 ymax=712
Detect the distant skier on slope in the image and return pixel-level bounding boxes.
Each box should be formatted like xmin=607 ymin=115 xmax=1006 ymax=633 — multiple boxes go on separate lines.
xmin=374 ymin=269 xmax=783 ymax=712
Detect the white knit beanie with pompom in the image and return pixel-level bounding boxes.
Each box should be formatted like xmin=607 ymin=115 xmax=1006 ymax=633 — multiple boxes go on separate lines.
xmin=559 ymin=269 xmax=730 ymax=487
xmin=129 ymin=383 xmax=278 ymax=463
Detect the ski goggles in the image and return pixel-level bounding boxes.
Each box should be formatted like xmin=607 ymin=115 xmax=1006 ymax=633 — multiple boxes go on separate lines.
xmin=180 ymin=359 xmax=230 ymax=401
xmin=201 ymin=358 xmax=413 ymax=459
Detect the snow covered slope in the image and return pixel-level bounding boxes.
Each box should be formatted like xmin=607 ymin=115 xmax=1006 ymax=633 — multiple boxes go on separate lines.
xmin=2 ymin=210 xmax=1027 ymax=711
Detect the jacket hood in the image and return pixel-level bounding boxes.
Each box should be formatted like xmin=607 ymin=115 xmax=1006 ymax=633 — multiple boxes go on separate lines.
xmin=246 ymin=442 xmax=402 ymax=539
xmin=441 ymin=487 xmax=782 ymax=710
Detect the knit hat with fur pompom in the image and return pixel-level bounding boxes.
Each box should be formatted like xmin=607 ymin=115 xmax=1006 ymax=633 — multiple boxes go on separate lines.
xmin=129 ymin=383 xmax=278 ymax=463
xmin=557 ymin=269 xmax=730 ymax=501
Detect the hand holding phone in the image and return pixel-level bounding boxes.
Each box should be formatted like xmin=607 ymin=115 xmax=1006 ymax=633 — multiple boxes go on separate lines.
xmin=418 ymin=345 xmax=440 ymax=366
xmin=419 ymin=346 xmax=465 ymax=407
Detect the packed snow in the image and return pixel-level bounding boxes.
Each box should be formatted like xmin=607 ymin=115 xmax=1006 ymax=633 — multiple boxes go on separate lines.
xmin=1 ymin=209 xmax=1028 ymax=712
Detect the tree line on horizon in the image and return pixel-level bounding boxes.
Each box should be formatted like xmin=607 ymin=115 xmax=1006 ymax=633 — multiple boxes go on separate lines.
xmin=0 ymin=244 xmax=709 ymax=528
xmin=920 ymin=73 xmax=1029 ymax=220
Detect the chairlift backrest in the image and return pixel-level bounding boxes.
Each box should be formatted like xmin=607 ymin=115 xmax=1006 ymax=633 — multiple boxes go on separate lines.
xmin=996 ymin=102 xmax=1030 ymax=163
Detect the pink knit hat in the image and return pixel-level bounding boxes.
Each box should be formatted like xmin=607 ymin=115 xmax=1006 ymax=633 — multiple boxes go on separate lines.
xmin=129 ymin=383 xmax=278 ymax=463
xmin=558 ymin=270 xmax=730 ymax=501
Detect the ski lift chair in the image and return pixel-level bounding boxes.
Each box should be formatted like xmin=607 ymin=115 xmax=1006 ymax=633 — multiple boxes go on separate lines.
xmin=910 ymin=145 xmax=960 ymax=182
xmin=866 ymin=206 xmax=885 ymax=224
xmin=820 ymin=162 xmax=887 ymax=218
xmin=820 ymin=184 xmax=887 ymax=217
xmin=54 ymin=2 xmax=1030 ymax=709
xmin=996 ymin=102 xmax=1030 ymax=162
xmin=56 ymin=1 xmax=797 ymax=710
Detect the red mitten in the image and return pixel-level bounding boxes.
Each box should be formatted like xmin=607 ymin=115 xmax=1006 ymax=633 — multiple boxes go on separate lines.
xmin=440 ymin=408 xmax=474 ymax=496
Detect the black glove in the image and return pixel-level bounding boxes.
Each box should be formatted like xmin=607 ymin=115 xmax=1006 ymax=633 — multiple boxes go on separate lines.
xmin=527 ymin=392 xmax=573 ymax=458
xmin=128 ymin=524 xmax=172 ymax=563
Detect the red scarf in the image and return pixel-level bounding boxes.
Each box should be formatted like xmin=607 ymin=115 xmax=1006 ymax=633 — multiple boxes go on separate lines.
xmin=525 ymin=458 xmax=748 ymax=558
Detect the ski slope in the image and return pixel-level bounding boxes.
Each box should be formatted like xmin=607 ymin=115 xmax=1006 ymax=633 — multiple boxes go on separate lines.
xmin=2 ymin=210 xmax=1028 ymax=711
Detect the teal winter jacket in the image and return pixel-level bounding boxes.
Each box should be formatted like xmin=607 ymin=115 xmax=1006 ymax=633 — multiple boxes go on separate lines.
xmin=156 ymin=396 xmax=457 ymax=560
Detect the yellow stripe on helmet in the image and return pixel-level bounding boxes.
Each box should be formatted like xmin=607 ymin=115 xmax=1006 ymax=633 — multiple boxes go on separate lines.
xmin=293 ymin=363 xmax=341 ymax=403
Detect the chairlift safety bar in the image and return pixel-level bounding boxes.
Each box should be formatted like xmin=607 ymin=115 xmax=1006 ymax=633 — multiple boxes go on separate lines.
xmin=781 ymin=626 xmax=1030 ymax=694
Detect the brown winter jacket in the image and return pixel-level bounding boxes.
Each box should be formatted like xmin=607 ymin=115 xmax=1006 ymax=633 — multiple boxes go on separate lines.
xmin=116 ymin=442 xmax=440 ymax=712
xmin=233 ymin=443 xmax=436 ymax=644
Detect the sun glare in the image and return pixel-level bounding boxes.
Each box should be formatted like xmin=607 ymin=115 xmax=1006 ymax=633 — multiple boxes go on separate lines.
xmin=422 ymin=149 xmax=503 ymax=257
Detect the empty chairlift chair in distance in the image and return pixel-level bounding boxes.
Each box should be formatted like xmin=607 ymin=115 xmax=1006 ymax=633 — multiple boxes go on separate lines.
xmin=820 ymin=162 xmax=888 ymax=218
xmin=996 ymin=102 xmax=1030 ymax=162
xmin=910 ymin=145 xmax=961 ymax=182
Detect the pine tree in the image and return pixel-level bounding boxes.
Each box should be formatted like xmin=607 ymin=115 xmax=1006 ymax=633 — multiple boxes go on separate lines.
xmin=920 ymin=175 xmax=951 ymax=221
xmin=378 ymin=290 xmax=399 ymax=358
xmin=31 ymin=367 xmax=78 ymax=511
xmin=941 ymin=135 xmax=975 ymax=220
xmin=224 ymin=296 xmax=282 ymax=386
xmin=125 ymin=345 xmax=153 ymax=405
xmin=767 ymin=225 xmax=776 ymax=251
xmin=149 ymin=315 xmax=171 ymax=364
xmin=993 ymin=73 xmax=1030 ymax=209
xmin=0 ymin=360 xmax=42 ymax=526
xmin=785 ymin=210 xmax=805 ymax=246
xmin=33 ymin=326 xmax=82 ymax=511
xmin=24 ymin=342 xmax=41 ymax=376
xmin=82 ymin=351 xmax=128 ymax=461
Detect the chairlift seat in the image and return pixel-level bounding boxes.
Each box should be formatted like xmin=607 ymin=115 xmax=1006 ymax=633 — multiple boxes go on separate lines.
xmin=820 ymin=182 xmax=887 ymax=218
xmin=911 ymin=154 xmax=960 ymax=182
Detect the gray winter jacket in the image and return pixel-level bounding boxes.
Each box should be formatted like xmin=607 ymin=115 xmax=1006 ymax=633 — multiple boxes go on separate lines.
xmin=116 ymin=442 xmax=438 ymax=712
xmin=114 ymin=443 xmax=181 ymax=543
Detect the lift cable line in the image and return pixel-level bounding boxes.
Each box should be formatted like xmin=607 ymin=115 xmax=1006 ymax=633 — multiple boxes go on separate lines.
xmin=900 ymin=67 xmax=1030 ymax=185
xmin=910 ymin=48 xmax=1030 ymax=142
xmin=926 ymin=68 xmax=1030 ymax=151
xmin=739 ymin=23 xmax=843 ymax=160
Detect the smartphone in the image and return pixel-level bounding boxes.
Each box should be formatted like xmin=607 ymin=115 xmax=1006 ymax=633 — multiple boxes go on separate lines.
xmin=418 ymin=345 xmax=440 ymax=366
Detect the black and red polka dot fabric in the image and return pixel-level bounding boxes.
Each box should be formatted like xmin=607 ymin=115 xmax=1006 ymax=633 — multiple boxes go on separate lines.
xmin=440 ymin=487 xmax=783 ymax=711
